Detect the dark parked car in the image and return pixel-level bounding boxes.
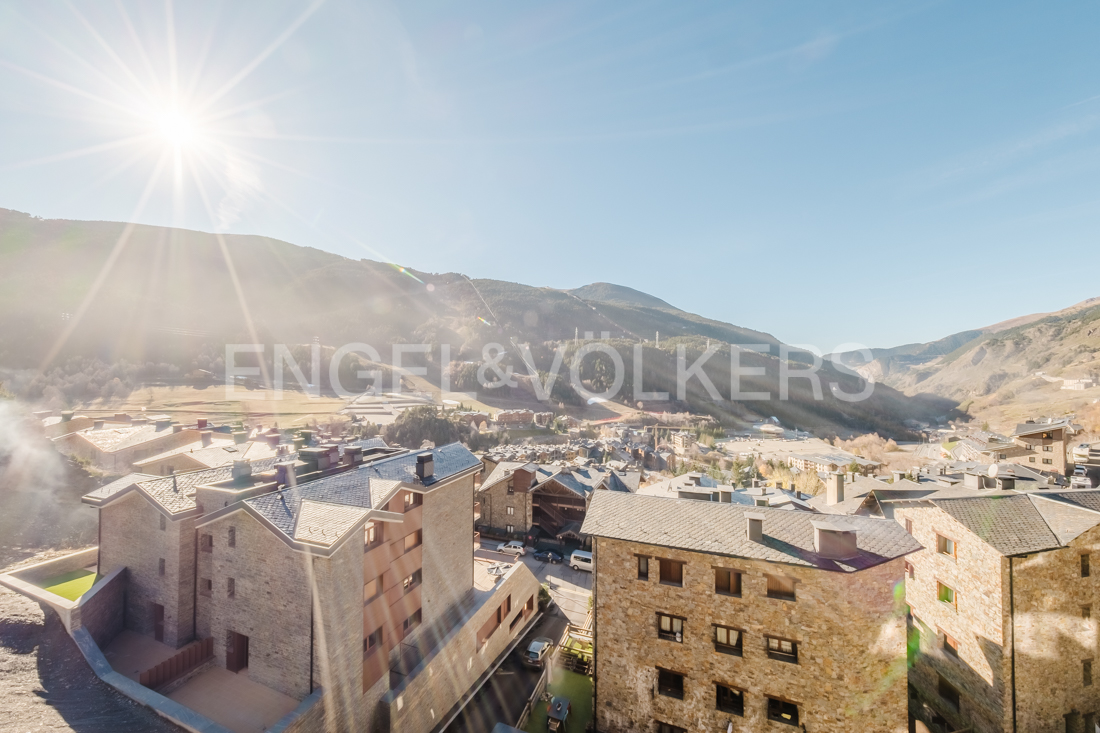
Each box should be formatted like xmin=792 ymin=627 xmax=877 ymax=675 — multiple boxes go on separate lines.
xmin=533 ymin=550 xmax=562 ymax=564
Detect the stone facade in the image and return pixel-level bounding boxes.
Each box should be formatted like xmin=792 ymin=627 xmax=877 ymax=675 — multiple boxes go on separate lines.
xmin=196 ymin=509 xmax=314 ymax=700
xmin=898 ymin=504 xmax=1100 ymax=732
xmin=478 ymin=472 xmax=533 ymax=538
xmin=421 ymin=474 xmax=475 ymax=627
xmin=98 ymin=491 xmax=194 ymax=647
xmin=592 ymin=536 xmax=909 ymax=733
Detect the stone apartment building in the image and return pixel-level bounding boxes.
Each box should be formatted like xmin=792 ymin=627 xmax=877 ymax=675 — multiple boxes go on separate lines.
xmin=476 ymin=461 xmax=639 ymax=540
xmin=897 ymin=490 xmax=1100 ymax=733
xmin=82 ymin=441 xmax=540 ymax=733
xmin=55 ymin=414 xmax=202 ymax=472
xmin=581 ymin=491 xmax=921 ymax=733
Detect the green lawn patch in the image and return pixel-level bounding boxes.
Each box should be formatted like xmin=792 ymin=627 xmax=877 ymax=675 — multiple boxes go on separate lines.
xmin=40 ymin=569 xmax=100 ymax=601
xmin=524 ymin=668 xmax=592 ymax=733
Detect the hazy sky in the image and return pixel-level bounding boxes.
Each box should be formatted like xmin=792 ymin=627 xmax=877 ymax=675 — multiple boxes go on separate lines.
xmin=1 ymin=1 xmax=1099 ymax=350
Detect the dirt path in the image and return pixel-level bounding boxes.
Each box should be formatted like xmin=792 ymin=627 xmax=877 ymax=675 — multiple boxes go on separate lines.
xmin=0 ymin=585 xmax=181 ymax=733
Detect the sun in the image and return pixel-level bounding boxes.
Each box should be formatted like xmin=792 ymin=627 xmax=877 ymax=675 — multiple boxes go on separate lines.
xmin=156 ymin=108 xmax=197 ymax=147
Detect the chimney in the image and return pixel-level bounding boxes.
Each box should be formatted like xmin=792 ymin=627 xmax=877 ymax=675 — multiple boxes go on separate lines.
xmin=61 ymin=411 xmax=73 ymax=423
xmin=416 ymin=452 xmax=435 ymax=480
xmin=156 ymin=417 xmax=172 ymax=430
xmin=746 ymin=511 xmax=765 ymax=543
xmin=344 ymin=445 xmax=363 ymax=465
xmin=275 ymin=463 xmax=291 ymax=486
xmin=812 ymin=520 xmax=859 ymax=560
xmin=826 ymin=473 xmax=845 ymax=506
xmin=93 ymin=419 xmax=105 ymax=430
xmin=892 ymin=470 xmax=905 ymax=484
xmin=232 ymin=431 xmax=248 ymax=445
xmin=200 ymin=430 xmax=213 ymax=447
xmin=231 ymin=460 xmax=252 ymax=481
xmin=172 ymin=423 xmax=183 ymax=433
xmin=293 ymin=436 xmax=305 ymax=451
xmin=197 ymin=418 xmax=208 ymax=429
xmin=795 ymin=489 xmax=803 ymax=501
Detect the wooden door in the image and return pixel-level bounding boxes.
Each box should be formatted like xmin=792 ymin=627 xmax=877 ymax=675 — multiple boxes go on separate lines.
xmin=226 ymin=631 xmax=249 ymax=673
xmin=152 ymin=604 xmax=164 ymax=642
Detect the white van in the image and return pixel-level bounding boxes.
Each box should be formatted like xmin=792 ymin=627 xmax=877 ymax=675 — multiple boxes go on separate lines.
xmin=570 ymin=550 xmax=593 ymax=572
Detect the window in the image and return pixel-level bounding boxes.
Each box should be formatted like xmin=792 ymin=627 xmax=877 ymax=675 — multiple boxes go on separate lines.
xmin=938 ymin=675 xmax=960 ymax=712
xmin=159 ymin=514 xmax=166 ymax=531
xmin=905 ymin=561 xmax=915 ymax=579
xmin=364 ymin=627 xmax=382 ymax=655
xmin=1043 ymin=445 xmax=1053 ymax=452
xmin=200 ymin=578 xmax=212 ymax=597
xmin=403 ymin=609 xmax=422 ymax=634
xmin=905 ymin=518 xmax=913 ymax=534
xmin=1083 ymin=554 xmax=1091 ymax=578
xmin=365 ymin=522 xmax=384 ymax=550
xmin=403 ymin=491 xmax=422 ymax=511
xmin=657 ymin=613 xmax=684 ymax=642
xmin=1086 ymin=660 xmax=1093 ymax=687
xmin=404 ymin=529 xmax=422 ymax=553
xmin=637 ymin=556 xmax=649 ymax=581
xmin=506 ymin=506 xmax=515 ymax=516
xmin=200 ymin=534 xmax=213 ymax=553
xmin=936 ymin=534 xmax=956 ymax=558
xmin=659 ymin=559 xmax=684 ymax=587
xmin=1083 ymin=605 xmax=1092 ymax=620
xmin=656 ymin=668 xmax=684 ymax=699
xmin=766 ymin=574 xmax=796 ymax=601
xmin=766 ymin=636 xmax=798 ymax=663
xmin=767 ymin=698 xmax=799 ymax=726
xmin=937 ymin=582 xmax=957 ymax=609
xmin=158 ymin=558 xmax=165 ymax=576
xmin=716 ymin=684 xmax=744 ymax=715
xmin=507 ymin=481 xmax=515 ymax=495
xmin=364 ymin=578 xmax=380 ymax=603
xmin=403 ymin=570 xmax=422 ymax=593
xmin=228 ymin=526 xmax=236 ymax=548
xmin=1043 ymin=458 xmax=1053 ymax=465
xmin=1029 ymin=457 xmax=1036 ymax=463
xmin=942 ymin=632 xmax=959 ymax=658
xmin=227 ymin=577 xmax=236 ymax=598
xmin=656 ymin=724 xmax=685 ymax=733
xmin=506 ymin=524 xmax=514 ymax=534
xmin=524 ymin=595 xmax=535 ymax=617
xmin=714 ymin=625 xmax=742 ymax=656
xmin=715 ymin=568 xmax=741 ymax=596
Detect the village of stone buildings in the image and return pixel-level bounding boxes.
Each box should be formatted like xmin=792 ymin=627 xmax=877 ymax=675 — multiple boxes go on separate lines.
xmin=5 ymin=403 xmax=1100 ymax=733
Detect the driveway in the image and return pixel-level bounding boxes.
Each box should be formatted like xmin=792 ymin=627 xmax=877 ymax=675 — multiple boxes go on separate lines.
xmin=443 ymin=608 xmax=569 ymax=733
xmin=476 ymin=548 xmax=592 ymax=626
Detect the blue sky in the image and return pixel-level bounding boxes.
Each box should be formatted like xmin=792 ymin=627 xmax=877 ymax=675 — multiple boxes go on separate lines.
xmin=1 ymin=1 xmax=1099 ymax=350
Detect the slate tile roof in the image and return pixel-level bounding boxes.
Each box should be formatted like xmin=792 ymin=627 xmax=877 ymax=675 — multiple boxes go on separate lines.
xmin=581 ymin=491 xmax=921 ymax=572
xmin=933 ymin=495 xmax=1066 ymax=555
xmin=293 ymin=501 xmax=370 ymax=547
xmin=246 ymin=443 xmax=480 ymax=542
xmin=84 ymin=473 xmax=160 ymax=501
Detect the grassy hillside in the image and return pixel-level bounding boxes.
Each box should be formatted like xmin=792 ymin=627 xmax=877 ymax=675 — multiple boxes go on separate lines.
xmin=0 ymin=208 xmax=955 ymax=437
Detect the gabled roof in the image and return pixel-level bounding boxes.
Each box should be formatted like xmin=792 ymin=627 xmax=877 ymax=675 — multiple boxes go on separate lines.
xmin=931 ymin=492 xmax=1100 ymax=556
xmin=581 ymin=492 xmax=921 ymax=572
xmin=1013 ymin=418 xmax=1076 ymax=437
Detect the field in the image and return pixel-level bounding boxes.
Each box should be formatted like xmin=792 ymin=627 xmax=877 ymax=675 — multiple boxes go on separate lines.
xmin=40 ymin=569 xmax=100 ymax=601
xmin=69 ymin=384 xmax=348 ymax=427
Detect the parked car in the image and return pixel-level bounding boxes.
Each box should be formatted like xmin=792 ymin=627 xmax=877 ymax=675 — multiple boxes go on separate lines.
xmin=497 ymin=540 xmax=527 ymax=556
xmin=523 ymin=636 xmax=554 ymax=667
xmin=533 ymin=549 xmax=562 ymax=564
xmin=570 ymin=550 xmax=593 ymax=572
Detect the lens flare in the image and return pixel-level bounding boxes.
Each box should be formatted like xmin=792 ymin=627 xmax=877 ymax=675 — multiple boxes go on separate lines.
xmin=157 ymin=109 xmax=196 ymax=146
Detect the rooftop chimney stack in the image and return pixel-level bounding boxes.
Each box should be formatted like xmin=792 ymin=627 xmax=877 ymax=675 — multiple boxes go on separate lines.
xmin=197 ymin=418 xmax=208 ymax=429
xmin=826 ymin=473 xmax=845 ymax=506
xmin=231 ymin=459 xmax=252 ymax=481
xmin=200 ymin=430 xmax=213 ymax=447
xmin=416 ymin=452 xmax=435 ymax=480
xmin=746 ymin=511 xmax=765 ymax=543
xmin=93 ymin=419 xmax=104 ymax=430
xmin=892 ymin=470 xmax=905 ymax=484
xmin=812 ymin=520 xmax=859 ymax=560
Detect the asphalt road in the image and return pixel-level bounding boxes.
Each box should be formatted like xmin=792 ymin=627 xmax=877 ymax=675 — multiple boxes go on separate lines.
xmin=443 ymin=607 xmax=570 ymax=733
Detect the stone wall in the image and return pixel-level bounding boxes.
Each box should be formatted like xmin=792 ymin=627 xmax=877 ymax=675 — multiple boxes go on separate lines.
xmin=76 ymin=567 xmax=126 ymax=647
xmin=478 ymin=475 xmax=531 ymax=537
xmin=593 ymin=536 xmax=909 ymax=733
xmin=894 ymin=504 xmax=1008 ymax=733
xmin=98 ymin=492 xmax=193 ymax=647
xmin=312 ymin=535 xmax=368 ymax=733
xmin=422 ymin=474 xmax=475 ymax=628
xmin=197 ymin=509 xmax=314 ymax=699
xmin=1013 ymin=523 xmax=1100 ymax=732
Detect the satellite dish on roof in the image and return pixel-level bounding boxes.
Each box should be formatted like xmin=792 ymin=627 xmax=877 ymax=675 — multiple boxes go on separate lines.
xmin=988 ymin=464 xmax=999 ymax=478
